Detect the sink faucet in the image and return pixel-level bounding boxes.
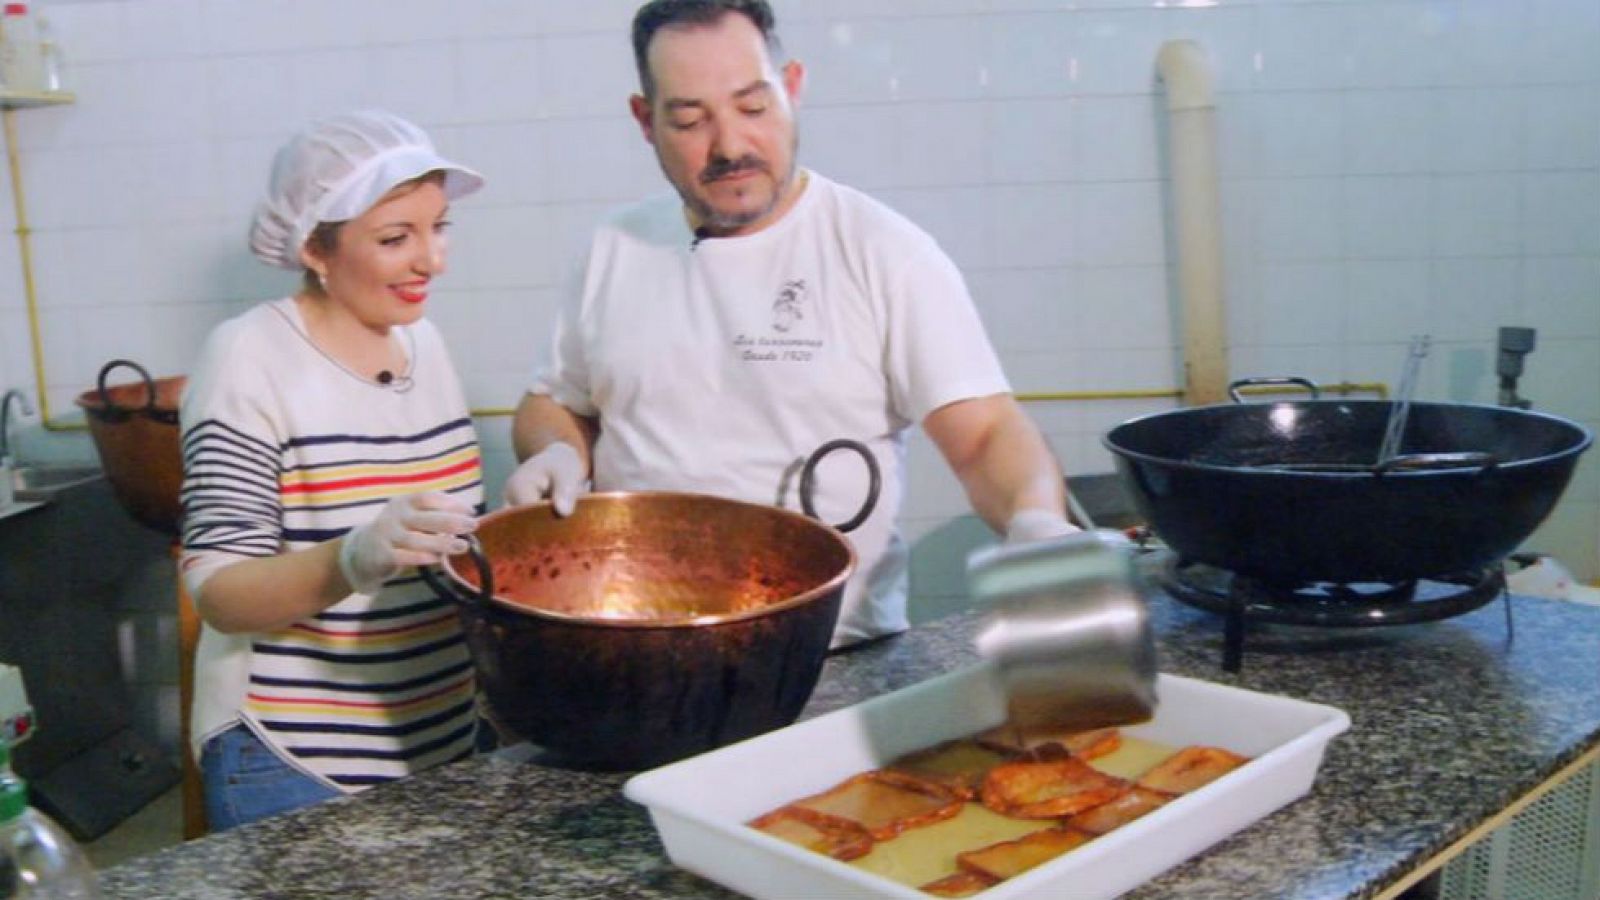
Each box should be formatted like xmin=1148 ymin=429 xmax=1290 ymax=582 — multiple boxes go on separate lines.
xmin=1 ymin=388 xmax=33 ymax=462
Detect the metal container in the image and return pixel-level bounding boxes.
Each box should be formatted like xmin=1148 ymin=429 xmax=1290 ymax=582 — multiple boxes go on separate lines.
xmin=970 ymin=531 xmax=1159 ymax=735
xmin=624 ymin=665 xmax=1348 ymax=900
xmin=73 ymin=359 xmax=185 ymax=536
xmin=424 ymin=441 xmax=879 ymax=770
xmin=1104 ymin=379 xmax=1592 ymax=584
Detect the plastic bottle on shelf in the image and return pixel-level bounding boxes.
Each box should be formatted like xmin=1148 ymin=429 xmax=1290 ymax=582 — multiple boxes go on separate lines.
xmin=0 ymin=741 xmax=103 ymax=899
xmin=0 ymin=2 xmax=46 ymax=94
xmin=32 ymin=8 xmax=58 ymax=92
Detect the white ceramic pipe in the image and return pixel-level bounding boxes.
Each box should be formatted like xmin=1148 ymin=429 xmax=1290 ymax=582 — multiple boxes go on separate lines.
xmin=1156 ymin=40 xmax=1229 ymax=406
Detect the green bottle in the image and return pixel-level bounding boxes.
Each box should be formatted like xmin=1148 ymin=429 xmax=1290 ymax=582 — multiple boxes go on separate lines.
xmin=1 ymin=741 xmax=102 ymax=899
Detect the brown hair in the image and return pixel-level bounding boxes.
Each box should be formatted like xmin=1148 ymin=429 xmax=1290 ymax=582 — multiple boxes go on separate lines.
xmin=630 ymin=0 xmax=782 ymax=99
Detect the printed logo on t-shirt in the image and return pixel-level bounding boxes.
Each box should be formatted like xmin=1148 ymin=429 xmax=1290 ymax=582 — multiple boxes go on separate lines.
xmin=772 ymin=279 xmax=806 ymax=332
xmin=731 ymin=278 xmax=823 ymax=364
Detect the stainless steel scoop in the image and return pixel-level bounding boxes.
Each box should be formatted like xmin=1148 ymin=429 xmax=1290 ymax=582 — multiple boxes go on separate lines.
xmin=969 ymin=531 xmax=1159 ymax=735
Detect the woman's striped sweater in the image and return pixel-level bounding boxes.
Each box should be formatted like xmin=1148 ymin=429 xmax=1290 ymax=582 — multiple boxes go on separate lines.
xmin=179 ymin=297 xmax=483 ymax=791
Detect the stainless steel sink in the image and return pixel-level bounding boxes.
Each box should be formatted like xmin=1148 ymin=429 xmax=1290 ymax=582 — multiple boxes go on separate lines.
xmin=11 ymin=463 xmax=104 ymax=502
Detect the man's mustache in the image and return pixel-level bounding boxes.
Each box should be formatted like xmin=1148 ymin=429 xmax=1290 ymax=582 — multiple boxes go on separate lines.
xmin=701 ymin=155 xmax=768 ymax=183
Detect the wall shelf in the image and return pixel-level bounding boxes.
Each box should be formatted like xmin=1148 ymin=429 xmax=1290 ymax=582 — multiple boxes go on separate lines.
xmin=1 ymin=89 xmax=73 ymax=108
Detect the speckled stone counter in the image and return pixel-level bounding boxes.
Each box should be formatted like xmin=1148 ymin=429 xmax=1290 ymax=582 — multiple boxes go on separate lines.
xmin=101 ymin=591 xmax=1600 ymax=900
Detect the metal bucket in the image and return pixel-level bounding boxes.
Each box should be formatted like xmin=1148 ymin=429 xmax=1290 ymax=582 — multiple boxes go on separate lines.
xmin=74 ymin=360 xmax=185 ymax=536
xmin=970 ymin=531 xmax=1159 ymax=736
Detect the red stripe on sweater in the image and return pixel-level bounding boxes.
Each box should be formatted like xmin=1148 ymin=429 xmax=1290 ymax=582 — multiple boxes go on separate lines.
xmin=281 ymin=457 xmax=479 ymax=496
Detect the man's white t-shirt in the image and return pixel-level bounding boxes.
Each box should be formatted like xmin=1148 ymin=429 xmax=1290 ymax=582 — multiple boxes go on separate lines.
xmin=533 ymin=170 xmax=1009 ymax=645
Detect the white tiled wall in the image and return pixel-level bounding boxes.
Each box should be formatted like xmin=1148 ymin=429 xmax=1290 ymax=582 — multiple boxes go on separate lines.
xmin=2 ymin=0 xmax=1597 ymax=609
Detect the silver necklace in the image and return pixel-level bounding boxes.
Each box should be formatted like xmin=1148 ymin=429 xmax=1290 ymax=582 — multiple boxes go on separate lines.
xmin=270 ymin=301 xmax=416 ymax=393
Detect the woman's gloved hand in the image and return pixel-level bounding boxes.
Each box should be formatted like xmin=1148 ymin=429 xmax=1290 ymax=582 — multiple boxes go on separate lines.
xmin=1004 ymin=508 xmax=1083 ymax=545
xmin=502 ymin=442 xmax=589 ymax=515
xmin=339 ymin=492 xmax=477 ymax=596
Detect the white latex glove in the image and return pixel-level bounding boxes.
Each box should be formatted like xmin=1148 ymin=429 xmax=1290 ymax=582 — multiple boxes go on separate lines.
xmin=502 ymin=441 xmax=589 ymax=516
xmin=1004 ymin=508 xmax=1083 ymax=545
xmin=339 ymin=492 xmax=477 ymax=596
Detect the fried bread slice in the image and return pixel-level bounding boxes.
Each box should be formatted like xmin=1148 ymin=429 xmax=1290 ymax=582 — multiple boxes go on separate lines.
xmin=1135 ymin=745 xmax=1249 ymax=794
xmin=888 ymin=739 xmax=1014 ymax=799
xmin=1064 ymin=786 xmax=1173 ymax=835
xmin=790 ymin=770 xmax=964 ymax=841
xmin=919 ymin=869 xmax=999 ymax=898
xmin=979 ymin=756 xmax=1130 ymax=819
xmin=955 ymin=826 xmax=1096 ymax=881
xmin=748 ymin=806 xmax=874 ymax=861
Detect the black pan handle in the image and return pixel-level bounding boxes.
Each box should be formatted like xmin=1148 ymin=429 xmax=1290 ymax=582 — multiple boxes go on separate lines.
xmin=419 ymin=535 xmax=496 ymax=612
xmin=799 ymin=439 xmax=881 ymax=534
xmin=1375 ymin=451 xmax=1499 ymax=476
xmin=1227 ymin=376 xmax=1321 ymax=404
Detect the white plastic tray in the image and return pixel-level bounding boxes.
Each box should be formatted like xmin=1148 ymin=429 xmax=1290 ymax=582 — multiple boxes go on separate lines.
xmin=624 ymin=664 xmax=1350 ymax=900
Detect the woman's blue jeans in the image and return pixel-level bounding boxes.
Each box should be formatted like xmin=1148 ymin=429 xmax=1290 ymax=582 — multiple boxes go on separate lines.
xmin=200 ymin=724 xmax=340 ymax=832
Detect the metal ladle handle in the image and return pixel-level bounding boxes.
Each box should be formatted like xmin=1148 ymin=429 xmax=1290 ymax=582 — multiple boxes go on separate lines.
xmin=1375 ymin=451 xmax=1498 ymax=476
xmin=1377 ymin=335 xmax=1432 ymax=465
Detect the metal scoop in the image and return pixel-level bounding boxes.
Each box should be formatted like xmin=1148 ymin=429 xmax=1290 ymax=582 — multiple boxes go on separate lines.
xmin=969 ymin=531 xmax=1159 ymax=736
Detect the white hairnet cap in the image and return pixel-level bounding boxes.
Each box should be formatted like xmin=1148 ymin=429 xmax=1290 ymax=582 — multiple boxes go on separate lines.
xmin=249 ymin=109 xmax=485 ymax=270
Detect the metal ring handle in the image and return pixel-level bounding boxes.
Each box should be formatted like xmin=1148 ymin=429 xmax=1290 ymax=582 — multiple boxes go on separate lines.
xmin=419 ymin=535 xmax=496 ymax=612
xmin=799 ymin=439 xmax=881 ymax=534
xmin=1374 ymin=451 xmax=1499 ymax=476
xmin=417 ymin=563 xmax=457 ymax=605
xmin=1227 ymin=376 xmax=1322 ymax=404
xmin=464 ymin=535 xmax=495 ymax=606
xmin=95 ymin=359 xmax=158 ymax=421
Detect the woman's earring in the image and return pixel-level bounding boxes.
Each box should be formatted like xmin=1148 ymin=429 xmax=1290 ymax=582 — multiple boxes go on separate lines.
xmin=317 ymin=271 xmax=329 ymax=292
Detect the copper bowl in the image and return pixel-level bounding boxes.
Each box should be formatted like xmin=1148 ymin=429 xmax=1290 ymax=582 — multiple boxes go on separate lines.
xmin=426 ymin=479 xmax=874 ymax=770
xmin=74 ymin=359 xmax=185 ymax=535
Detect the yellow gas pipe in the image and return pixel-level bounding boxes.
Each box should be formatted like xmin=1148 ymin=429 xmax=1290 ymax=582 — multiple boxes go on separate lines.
xmin=8 ymin=110 xmax=1385 ymax=424
xmin=1 ymin=106 xmax=77 ymax=431
xmin=456 ymin=381 xmax=1389 ymax=421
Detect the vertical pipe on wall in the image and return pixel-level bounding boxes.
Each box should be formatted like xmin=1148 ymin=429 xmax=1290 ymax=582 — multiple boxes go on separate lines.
xmin=1 ymin=107 xmax=54 ymax=424
xmin=1156 ymin=40 xmax=1229 ymax=407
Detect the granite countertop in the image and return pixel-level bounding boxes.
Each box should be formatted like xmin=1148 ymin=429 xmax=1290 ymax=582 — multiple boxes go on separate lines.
xmin=101 ymin=591 xmax=1600 ymax=900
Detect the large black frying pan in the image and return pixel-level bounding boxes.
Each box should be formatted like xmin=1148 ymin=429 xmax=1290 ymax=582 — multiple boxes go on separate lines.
xmin=1104 ymin=378 xmax=1592 ymax=584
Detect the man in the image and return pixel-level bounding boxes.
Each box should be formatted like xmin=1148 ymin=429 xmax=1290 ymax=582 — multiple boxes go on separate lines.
xmin=506 ymin=0 xmax=1076 ymax=647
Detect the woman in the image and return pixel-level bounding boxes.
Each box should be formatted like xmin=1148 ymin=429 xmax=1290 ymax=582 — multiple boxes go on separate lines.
xmin=180 ymin=110 xmax=486 ymax=830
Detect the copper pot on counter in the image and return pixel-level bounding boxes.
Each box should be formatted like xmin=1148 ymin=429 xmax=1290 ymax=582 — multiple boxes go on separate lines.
xmin=423 ymin=440 xmax=880 ymax=770
xmin=74 ymin=359 xmax=186 ymax=535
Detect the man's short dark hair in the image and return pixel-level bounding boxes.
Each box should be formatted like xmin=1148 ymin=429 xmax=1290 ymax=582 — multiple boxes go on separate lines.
xmin=631 ymin=0 xmax=783 ymax=99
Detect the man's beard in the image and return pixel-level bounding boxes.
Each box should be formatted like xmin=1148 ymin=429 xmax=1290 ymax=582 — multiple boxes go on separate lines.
xmin=674 ymin=134 xmax=800 ymax=233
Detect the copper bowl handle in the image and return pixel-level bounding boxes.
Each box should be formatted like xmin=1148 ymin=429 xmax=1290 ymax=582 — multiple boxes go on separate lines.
xmin=799 ymin=439 xmax=880 ymax=534
xmin=94 ymin=359 xmax=177 ymax=424
xmin=422 ymin=535 xmax=496 ymax=611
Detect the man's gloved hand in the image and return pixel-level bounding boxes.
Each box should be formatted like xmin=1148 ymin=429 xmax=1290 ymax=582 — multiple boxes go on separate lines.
xmin=1004 ymin=508 xmax=1082 ymax=544
xmin=502 ymin=442 xmax=589 ymax=516
xmin=339 ymin=492 xmax=477 ymax=596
